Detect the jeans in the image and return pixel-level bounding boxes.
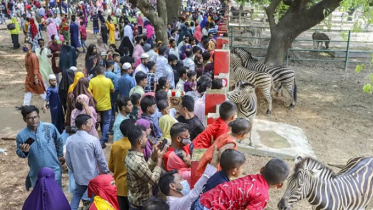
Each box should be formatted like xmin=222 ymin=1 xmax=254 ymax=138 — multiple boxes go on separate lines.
xmin=11 ymin=34 xmax=20 ymax=48
xmin=81 ymin=38 xmax=87 ymax=51
xmin=100 ymin=109 xmax=112 ymax=144
xmin=117 ymin=196 xmax=129 ymax=210
xmin=109 ymin=105 xmax=116 ymax=132
xmin=70 ymin=183 xmax=88 ymax=210
xmin=0 ymin=14 xmax=5 ymax=24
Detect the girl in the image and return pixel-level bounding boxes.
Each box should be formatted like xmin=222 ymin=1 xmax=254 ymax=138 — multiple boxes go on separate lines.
xmin=71 ymin=94 xmax=99 ymax=138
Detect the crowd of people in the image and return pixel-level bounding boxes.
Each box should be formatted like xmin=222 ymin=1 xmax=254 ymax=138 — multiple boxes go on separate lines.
xmin=13 ymin=0 xmax=292 ymax=210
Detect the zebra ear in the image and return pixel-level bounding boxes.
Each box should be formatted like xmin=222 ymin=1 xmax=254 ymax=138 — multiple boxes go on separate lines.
xmin=295 ymin=156 xmax=302 ymax=163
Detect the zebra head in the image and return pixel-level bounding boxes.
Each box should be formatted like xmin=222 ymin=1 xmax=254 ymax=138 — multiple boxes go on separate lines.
xmin=278 ymin=157 xmax=324 ymax=210
xmin=230 ymin=53 xmax=242 ymax=69
xmin=227 ymin=81 xmax=255 ymax=104
xmin=232 ymin=47 xmax=257 ymax=62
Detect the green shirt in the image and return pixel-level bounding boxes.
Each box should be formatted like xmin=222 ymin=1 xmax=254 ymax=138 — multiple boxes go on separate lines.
xmin=129 ymin=85 xmax=145 ymax=97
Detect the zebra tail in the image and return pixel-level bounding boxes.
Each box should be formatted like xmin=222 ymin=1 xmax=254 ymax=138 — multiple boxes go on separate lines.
xmin=293 ymin=79 xmax=297 ymax=103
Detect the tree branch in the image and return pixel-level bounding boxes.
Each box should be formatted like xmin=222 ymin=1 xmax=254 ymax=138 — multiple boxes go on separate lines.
xmin=157 ymin=0 xmax=168 ymax=22
xmin=265 ymin=0 xmax=282 ymax=29
xmin=291 ymin=0 xmax=310 ymax=11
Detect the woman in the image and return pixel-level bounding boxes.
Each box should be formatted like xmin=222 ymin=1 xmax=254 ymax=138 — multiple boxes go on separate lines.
xmin=48 ymin=35 xmax=62 ymax=78
xmin=118 ymin=36 xmax=134 ymax=56
xmin=106 ymin=15 xmax=116 ymax=45
xmin=136 ymin=119 xmax=153 ymax=161
xmin=193 ymin=23 xmax=202 ymax=43
xmin=8 ymin=16 xmax=20 ymax=49
xmin=46 ymin=14 xmax=57 ymax=42
xmin=85 ymin=44 xmax=98 ymax=75
xmin=68 ymin=71 xmax=84 ymax=94
xmin=28 ymin=18 xmax=40 ymax=51
xmin=95 ymin=36 xmax=108 ymax=55
xmin=137 ymin=13 xmax=144 ymax=28
xmin=159 ymin=114 xmax=177 ymax=143
xmin=91 ymin=11 xmax=99 ymax=34
xmin=155 ymin=77 xmax=169 ymax=93
xmin=22 ymin=167 xmax=70 ymax=210
xmin=88 ymin=175 xmax=120 ymax=210
xmin=144 ymin=20 xmax=154 ymax=45
xmin=100 ymin=19 xmax=108 ymax=44
xmin=167 ymin=150 xmax=191 ymax=184
xmin=71 ymin=94 xmax=99 ymax=138
xmin=59 ymin=18 xmax=69 ymax=42
xmin=58 ymin=67 xmax=75 ymax=111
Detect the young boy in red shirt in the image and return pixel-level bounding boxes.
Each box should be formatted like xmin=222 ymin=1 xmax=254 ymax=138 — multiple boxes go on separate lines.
xmin=194 ymin=158 xmax=290 ymax=210
xmin=79 ymin=21 xmax=87 ymax=53
xmin=192 ymin=101 xmax=237 ymax=149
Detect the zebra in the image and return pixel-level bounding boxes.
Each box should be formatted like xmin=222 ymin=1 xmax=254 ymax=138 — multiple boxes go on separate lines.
xmin=230 ymin=53 xmax=273 ymax=114
xmin=278 ymin=156 xmax=373 ymax=210
xmin=232 ymin=47 xmax=297 ymax=108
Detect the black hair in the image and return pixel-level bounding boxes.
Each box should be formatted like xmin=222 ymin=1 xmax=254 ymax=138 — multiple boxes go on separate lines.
xmin=37 ymin=38 xmax=44 ymax=44
xmin=146 ymin=61 xmax=155 ymax=70
xmin=202 ymin=51 xmax=211 ymax=61
xmin=174 ymin=149 xmax=186 ymax=161
xmin=185 ymin=49 xmax=192 ymax=58
xmin=143 ymin=197 xmax=170 ymax=210
xmin=21 ymin=105 xmax=39 ymax=118
xmin=180 ymin=95 xmax=194 ymax=112
xmin=135 ymin=71 xmax=147 ymax=84
xmin=80 ymin=21 xmax=84 ymax=26
xmin=119 ymin=119 xmax=136 ymax=137
xmin=155 ymin=90 xmax=168 ymax=101
xmin=127 ymin=125 xmax=145 ymax=147
xmin=71 ymin=15 xmax=76 ymax=22
xmin=159 ymin=46 xmax=167 ymax=55
xmin=219 ymin=101 xmax=237 ymax=121
xmin=192 ymin=46 xmax=201 ymax=54
xmin=170 ymin=122 xmax=189 ymax=138
xmin=106 ymin=60 xmax=115 ymax=69
xmin=95 ymin=65 xmax=105 ymax=75
xmin=199 ymin=74 xmax=212 ymax=82
xmin=140 ymin=95 xmax=156 ymax=112
xmin=156 ymin=77 xmax=168 ymax=92
xmin=113 ymin=53 xmax=120 ymax=59
xmin=220 ymin=149 xmax=246 ymax=172
xmin=135 ymin=36 xmax=143 ymax=43
xmin=168 ymin=54 xmax=177 ymax=63
xmin=187 ymin=70 xmax=197 ymax=79
xmin=158 ymin=170 xmax=178 ymax=196
xmin=109 ymin=44 xmax=117 ymax=50
xmin=189 ymin=37 xmax=195 ymax=43
xmin=262 ymin=158 xmax=290 ymax=185
xmin=190 ymin=22 xmax=195 ymax=27
xmin=157 ymin=100 xmax=169 ymax=112
xmin=229 ymin=118 xmax=251 ymax=135
xmin=197 ymin=80 xmax=212 ymax=93
xmin=179 ymin=66 xmax=187 ymax=77
xmin=117 ymin=96 xmax=131 ymax=110
xmin=75 ymin=114 xmax=92 ymax=129
xmin=130 ymin=93 xmax=142 ymax=106
xmin=51 ymin=35 xmax=56 ymax=40
xmin=212 ymin=79 xmax=224 ymax=89
xmin=169 ymin=39 xmax=175 ymax=44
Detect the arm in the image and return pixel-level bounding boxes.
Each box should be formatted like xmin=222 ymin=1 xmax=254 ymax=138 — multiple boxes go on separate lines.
xmin=65 ymin=141 xmax=73 ymax=173
xmin=52 ymin=125 xmax=64 ymax=158
xmin=137 ymin=158 xmax=162 ymax=186
xmin=16 ymin=134 xmax=28 ymax=158
xmin=108 ymin=145 xmax=115 ymax=173
xmin=218 ymin=143 xmax=235 ymax=156
xmin=94 ymin=140 xmax=109 ymax=174
xmin=110 ymin=80 xmax=114 ymax=93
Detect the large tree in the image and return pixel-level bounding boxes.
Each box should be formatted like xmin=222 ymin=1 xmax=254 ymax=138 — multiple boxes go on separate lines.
xmin=166 ymin=0 xmax=182 ymax=23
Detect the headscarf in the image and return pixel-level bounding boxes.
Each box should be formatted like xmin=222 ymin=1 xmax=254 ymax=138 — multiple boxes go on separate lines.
xmin=136 ymin=118 xmax=150 ymax=130
xmin=68 ymin=72 xmax=84 ymax=94
xmin=72 ymin=78 xmax=94 ymax=101
xmin=136 ymin=119 xmax=152 ymax=161
xmin=208 ymin=40 xmax=216 ymax=51
xmin=200 ymin=15 xmax=208 ymax=29
xmin=193 ymin=25 xmax=202 ymax=43
xmin=88 ymin=175 xmax=119 ymax=210
xmin=145 ymin=23 xmax=154 ymax=39
xmin=159 ymin=115 xmax=177 ymax=141
xmin=22 ymin=167 xmax=70 ymax=210
xmin=70 ymin=94 xmax=98 ymax=138
xmin=29 ymin=18 xmax=38 ymax=39
xmin=167 ymin=152 xmax=191 ymax=184
xmin=137 ymin=13 xmax=144 ymax=27
xmin=118 ymin=36 xmax=134 ymax=56
xmin=59 ymin=68 xmax=75 ymax=95
xmin=96 ymin=36 xmax=108 ymax=54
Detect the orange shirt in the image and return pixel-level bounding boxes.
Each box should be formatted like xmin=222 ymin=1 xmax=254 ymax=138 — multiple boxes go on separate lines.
xmin=193 ymin=117 xmax=229 ymax=149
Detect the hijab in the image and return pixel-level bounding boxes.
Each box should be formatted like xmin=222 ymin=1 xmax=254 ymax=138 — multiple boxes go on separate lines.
xmin=159 ymin=115 xmax=177 ymax=141
xmin=88 ymin=175 xmax=119 ymax=210
xmin=59 ymin=68 xmax=75 ymax=95
xmin=118 ymin=36 xmax=134 ymax=56
xmin=137 ymin=13 xmax=144 ymax=27
xmin=137 ymin=119 xmax=152 ymax=161
xmin=136 ymin=119 xmax=150 ymax=130
xmin=22 ymin=167 xmax=70 ymax=210
xmin=167 ymin=151 xmax=191 ymax=184
xmin=72 ymin=77 xmax=94 ymax=100
xmin=96 ymin=36 xmax=108 ymax=54
xmin=29 ymin=18 xmax=38 ymax=39
xmin=68 ymin=72 xmax=84 ymax=94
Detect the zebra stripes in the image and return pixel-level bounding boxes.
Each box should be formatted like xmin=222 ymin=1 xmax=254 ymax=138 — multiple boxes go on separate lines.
xmin=230 ymin=53 xmax=273 ymax=114
xmin=232 ymin=47 xmax=297 ymax=108
xmin=278 ymin=157 xmax=373 ymax=210
xmin=227 ymin=81 xmax=257 ymax=121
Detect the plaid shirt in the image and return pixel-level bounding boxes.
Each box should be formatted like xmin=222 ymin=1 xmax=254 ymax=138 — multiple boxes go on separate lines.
xmin=145 ymin=72 xmax=157 ymax=93
xmin=125 ymin=151 xmax=162 ymax=207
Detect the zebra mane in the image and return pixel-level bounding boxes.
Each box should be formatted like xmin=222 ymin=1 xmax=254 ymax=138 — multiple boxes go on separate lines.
xmin=294 ymin=157 xmax=335 ymax=177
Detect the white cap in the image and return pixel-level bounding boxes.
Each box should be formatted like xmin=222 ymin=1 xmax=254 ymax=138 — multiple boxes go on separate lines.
xmin=140 ymin=53 xmax=149 ymax=59
xmin=79 ymin=1 xmax=84 ymax=4
xmin=70 ymin=66 xmax=78 ymax=71
xmin=122 ymin=62 xmax=131 ymax=70
xmin=101 ymin=52 xmax=107 ymax=56
xmin=48 ymin=74 xmax=56 ymax=80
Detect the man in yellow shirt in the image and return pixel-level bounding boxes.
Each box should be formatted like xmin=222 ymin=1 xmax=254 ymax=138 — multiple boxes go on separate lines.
xmin=108 ymin=118 xmax=136 ymax=210
xmin=89 ymin=66 xmax=114 ymax=148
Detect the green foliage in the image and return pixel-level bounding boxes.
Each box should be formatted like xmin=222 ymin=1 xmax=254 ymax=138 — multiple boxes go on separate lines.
xmin=355 ymin=55 xmax=373 ymax=94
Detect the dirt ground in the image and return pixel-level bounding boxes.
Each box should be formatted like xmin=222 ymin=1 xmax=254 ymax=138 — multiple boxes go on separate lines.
xmin=0 ymin=24 xmax=372 ymax=210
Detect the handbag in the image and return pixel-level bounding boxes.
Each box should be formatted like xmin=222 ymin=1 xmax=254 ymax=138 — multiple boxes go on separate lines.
xmin=7 ymin=23 xmax=15 ymax=30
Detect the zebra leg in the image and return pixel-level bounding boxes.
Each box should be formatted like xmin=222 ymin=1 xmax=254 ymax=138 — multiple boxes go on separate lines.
xmin=284 ymin=83 xmax=296 ymax=109
xmin=259 ymin=87 xmax=272 ymax=115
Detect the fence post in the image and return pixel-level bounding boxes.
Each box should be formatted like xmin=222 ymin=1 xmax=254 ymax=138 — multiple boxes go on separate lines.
xmin=230 ymin=27 xmax=233 ymax=49
xmin=344 ymin=30 xmax=351 ymax=71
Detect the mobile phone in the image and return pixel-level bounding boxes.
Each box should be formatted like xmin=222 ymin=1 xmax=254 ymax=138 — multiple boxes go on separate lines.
xmin=25 ymin=137 xmax=35 ymax=146
xmin=160 ymin=139 xmax=168 ymax=151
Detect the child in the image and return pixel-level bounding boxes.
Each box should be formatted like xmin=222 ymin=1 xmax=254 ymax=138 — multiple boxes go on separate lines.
xmin=194 ymin=158 xmax=290 ymax=210
xmin=144 ymin=61 xmax=157 ymax=93
xmin=129 ymin=93 xmax=141 ymax=120
xmin=115 ymin=27 xmax=121 ymax=41
xmin=139 ymin=95 xmax=161 ymax=139
xmin=113 ymin=53 xmax=121 ymax=77
xmin=184 ymin=70 xmax=197 ymax=92
xmin=42 ymin=74 xmax=64 ymax=134
xmin=158 ymin=100 xmax=177 ymax=142
xmin=70 ymin=94 xmax=99 ymax=138
xmin=193 ymin=101 xmax=237 ymax=149
xmin=196 ymin=118 xmax=251 ymax=176
xmin=79 ymin=21 xmax=87 ymax=53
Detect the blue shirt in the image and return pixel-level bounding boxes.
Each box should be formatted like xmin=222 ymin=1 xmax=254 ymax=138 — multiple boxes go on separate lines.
xmin=105 ymin=71 xmax=119 ymax=90
xmin=118 ymin=73 xmax=136 ymax=97
xmin=66 ymin=130 xmax=109 ymax=185
xmin=114 ymin=62 xmax=121 ymax=77
xmin=202 ymin=170 xmax=230 ymax=193
xmin=113 ymin=113 xmax=129 ymax=142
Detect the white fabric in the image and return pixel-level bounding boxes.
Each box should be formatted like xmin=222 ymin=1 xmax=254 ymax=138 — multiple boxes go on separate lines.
xmin=169 ymin=47 xmax=179 ymax=59
xmin=155 ymin=55 xmax=168 ymax=80
xmin=122 ymin=62 xmax=131 ymax=70
xmin=124 ymin=24 xmax=134 ymax=45
xmin=140 ymin=53 xmax=149 ymax=59
xmin=133 ymin=63 xmax=148 ymax=77
xmin=23 ymin=92 xmax=47 ymax=106
xmin=183 ymin=58 xmax=195 ymax=71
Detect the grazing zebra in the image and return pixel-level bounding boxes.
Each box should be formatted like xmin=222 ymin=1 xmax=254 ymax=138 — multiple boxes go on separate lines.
xmin=278 ymin=156 xmax=373 ymax=210
xmin=230 ymin=53 xmax=273 ymax=114
xmin=232 ymin=47 xmax=297 ymax=108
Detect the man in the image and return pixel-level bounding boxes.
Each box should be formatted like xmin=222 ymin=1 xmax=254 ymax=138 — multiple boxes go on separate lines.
xmin=133 ymin=53 xmax=149 ymax=77
xmin=125 ymin=125 xmax=166 ymax=209
xmin=113 ymin=96 xmax=133 ymax=142
xmin=89 ymin=66 xmax=114 ymax=148
xmin=66 ymin=114 xmax=109 ymax=210
xmin=105 ymin=60 xmax=119 ymax=133
xmin=164 ymin=54 xmax=176 ymax=89
xmin=123 ymin=21 xmax=133 ymax=45
xmin=183 ymin=49 xmax=195 ymax=71
xmin=146 ymin=43 xmax=157 ymax=62
xmin=186 ymin=79 xmax=211 ymax=101
xmin=17 ymin=42 xmax=46 ymax=109
xmin=155 ymin=46 xmax=168 ymax=80
xmin=169 ymin=39 xmax=179 ymax=59
xmin=35 ymin=39 xmax=54 ymax=89
xmin=118 ymin=62 xmax=135 ymax=97
xmin=175 ymin=66 xmax=188 ymax=91
xmin=129 ymin=71 xmax=147 ymax=97
xmin=177 ymin=95 xmax=205 ymax=141
xmin=70 ymin=15 xmax=81 ymax=52
xmin=16 ymin=105 xmax=64 ymax=190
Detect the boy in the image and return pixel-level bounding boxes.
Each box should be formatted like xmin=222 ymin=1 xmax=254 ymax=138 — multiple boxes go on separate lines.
xmin=184 ymin=70 xmax=197 ymax=93
xmin=196 ymin=118 xmax=251 ymax=175
xmin=42 ymin=74 xmax=64 ymax=134
xmin=79 ymin=21 xmax=87 ymax=53
xmin=129 ymin=71 xmax=147 ymax=96
xmin=194 ymin=158 xmax=290 ymax=210
xmin=175 ymin=66 xmax=188 ymax=91
xmin=193 ymin=101 xmax=237 ymax=149
xmin=129 ymin=93 xmax=141 ymax=120
xmin=113 ymin=96 xmax=133 ymax=142
xmin=144 ymin=61 xmax=157 ymax=93
xmin=113 ymin=53 xmax=121 ymax=77
xmin=139 ymin=95 xmax=161 ymax=139
xmin=183 ymin=49 xmax=195 ymax=71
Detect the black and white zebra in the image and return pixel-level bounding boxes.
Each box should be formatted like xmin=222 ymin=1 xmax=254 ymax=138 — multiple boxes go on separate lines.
xmin=230 ymin=53 xmax=273 ymax=114
xmin=278 ymin=156 xmax=373 ymax=210
xmin=232 ymin=47 xmax=297 ymax=108
xmin=227 ymin=81 xmax=257 ymax=122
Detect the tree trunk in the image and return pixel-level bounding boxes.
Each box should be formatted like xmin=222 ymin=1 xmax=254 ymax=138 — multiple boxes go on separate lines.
xmin=166 ymin=0 xmax=181 ymax=23
xmin=264 ymin=29 xmax=293 ymax=65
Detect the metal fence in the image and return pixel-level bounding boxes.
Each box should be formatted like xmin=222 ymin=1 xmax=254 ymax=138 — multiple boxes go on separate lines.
xmin=228 ymin=25 xmax=373 ymax=70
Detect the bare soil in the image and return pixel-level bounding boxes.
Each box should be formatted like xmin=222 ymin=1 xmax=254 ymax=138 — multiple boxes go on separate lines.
xmin=0 ymin=26 xmax=372 ymax=210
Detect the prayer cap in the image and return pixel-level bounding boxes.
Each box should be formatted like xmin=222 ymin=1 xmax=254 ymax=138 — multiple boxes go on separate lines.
xmin=140 ymin=53 xmax=149 ymax=59
xmin=48 ymin=74 xmax=56 ymax=80
xmin=70 ymin=66 xmax=78 ymax=71
xmin=122 ymin=62 xmax=131 ymax=70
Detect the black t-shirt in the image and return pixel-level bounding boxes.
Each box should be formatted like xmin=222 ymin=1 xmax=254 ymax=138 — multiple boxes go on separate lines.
xmin=177 ymin=115 xmax=205 ymax=141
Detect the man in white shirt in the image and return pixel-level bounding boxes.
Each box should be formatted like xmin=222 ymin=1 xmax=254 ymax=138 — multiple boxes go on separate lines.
xmin=133 ymin=53 xmax=149 ymax=77
xmin=123 ymin=21 xmax=134 ymax=45
xmin=183 ymin=49 xmax=195 ymax=71
xmin=155 ymin=46 xmax=168 ymax=80
xmin=147 ymin=43 xmax=158 ymax=62
xmin=164 ymin=54 xmax=177 ymax=89
xmin=176 ymin=66 xmax=188 ymax=91
xmin=169 ymin=39 xmax=179 ymax=59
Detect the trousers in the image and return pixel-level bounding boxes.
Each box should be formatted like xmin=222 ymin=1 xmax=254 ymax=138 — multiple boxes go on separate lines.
xmin=23 ymin=92 xmax=46 ymax=106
